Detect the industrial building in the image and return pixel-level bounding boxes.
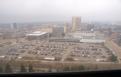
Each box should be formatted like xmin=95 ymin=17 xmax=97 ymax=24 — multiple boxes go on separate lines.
xmin=50 ymin=26 xmax=65 ymax=37
xmin=26 ymin=31 xmax=49 ymax=40
xmin=68 ymin=32 xmax=105 ymax=43
xmin=49 ymin=37 xmax=80 ymax=42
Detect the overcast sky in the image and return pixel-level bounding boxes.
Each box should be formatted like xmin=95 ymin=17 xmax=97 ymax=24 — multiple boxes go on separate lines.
xmin=0 ymin=0 xmax=121 ymax=23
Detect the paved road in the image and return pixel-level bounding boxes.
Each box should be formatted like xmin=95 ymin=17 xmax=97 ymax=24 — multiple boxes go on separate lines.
xmin=61 ymin=46 xmax=72 ymax=62
xmin=105 ymin=39 xmax=121 ymax=63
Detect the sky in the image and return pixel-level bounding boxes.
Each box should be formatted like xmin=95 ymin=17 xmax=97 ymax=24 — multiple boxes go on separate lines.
xmin=0 ymin=0 xmax=121 ymax=23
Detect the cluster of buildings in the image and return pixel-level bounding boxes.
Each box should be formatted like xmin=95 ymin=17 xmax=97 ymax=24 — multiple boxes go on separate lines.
xmin=25 ymin=16 xmax=105 ymax=43
xmin=0 ymin=16 xmax=118 ymax=64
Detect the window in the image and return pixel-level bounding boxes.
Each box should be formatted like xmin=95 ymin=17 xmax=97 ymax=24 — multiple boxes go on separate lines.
xmin=0 ymin=0 xmax=121 ymax=73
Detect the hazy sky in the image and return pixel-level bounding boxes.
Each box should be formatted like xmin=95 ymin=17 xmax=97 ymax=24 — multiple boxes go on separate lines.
xmin=0 ymin=0 xmax=121 ymax=23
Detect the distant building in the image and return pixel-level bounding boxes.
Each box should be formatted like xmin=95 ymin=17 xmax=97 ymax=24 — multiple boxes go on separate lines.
xmin=49 ymin=37 xmax=80 ymax=42
xmin=69 ymin=32 xmax=105 ymax=43
xmin=81 ymin=23 xmax=94 ymax=31
xmin=26 ymin=31 xmax=49 ymax=40
xmin=64 ymin=23 xmax=67 ymax=33
xmin=50 ymin=26 xmax=64 ymax=37
xmin=0 ymin=33 xmax=2 ymax=39
xmin=11 ymin=23 xmax=18 ymax=30
xmin=72 ymin=16 xmax=81 ymax=32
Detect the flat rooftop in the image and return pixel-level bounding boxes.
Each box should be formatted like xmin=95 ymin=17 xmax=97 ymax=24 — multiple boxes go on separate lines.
xmin=26 ymin=31 xmax=47 ymax=36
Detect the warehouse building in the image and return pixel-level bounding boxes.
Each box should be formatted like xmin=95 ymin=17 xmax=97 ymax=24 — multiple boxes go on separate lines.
xmin=26 ymin=31 xmax=49 ymax=40
xmin=69 ymin=32 xmax=105 ymax=43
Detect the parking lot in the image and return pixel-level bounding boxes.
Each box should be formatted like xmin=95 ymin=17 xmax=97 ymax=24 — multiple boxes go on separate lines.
xmin=0 ymin=40 xmax=113 ymax=62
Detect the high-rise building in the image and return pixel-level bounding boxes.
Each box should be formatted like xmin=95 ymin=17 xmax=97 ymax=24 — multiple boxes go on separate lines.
xmin=64 ymin=23 xmax=67 ymax=33
xmin=72 ymin=16 xmax=81 ymax=32
xmin=11 ymin=23 xmax=18 ymax=30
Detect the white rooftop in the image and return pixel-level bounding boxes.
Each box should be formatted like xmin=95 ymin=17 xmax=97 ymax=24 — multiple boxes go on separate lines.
xmin=26 ymin=31 xmax=47 ymax=36
xmin=0 ymin=55 xmax=5 ymax=58
xmin=44 ymin=57 xmax=55 ymax=60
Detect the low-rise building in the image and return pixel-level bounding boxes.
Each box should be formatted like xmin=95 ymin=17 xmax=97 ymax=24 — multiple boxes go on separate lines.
xmin=26 ymin=31 xmax=49 ymax=40
xmin=69 ymin=32 xmax=105 ymax=43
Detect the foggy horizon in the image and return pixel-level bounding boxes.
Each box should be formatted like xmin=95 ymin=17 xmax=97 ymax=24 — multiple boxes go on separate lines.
xmin=0 ymin=0 xmax=121 ymax=23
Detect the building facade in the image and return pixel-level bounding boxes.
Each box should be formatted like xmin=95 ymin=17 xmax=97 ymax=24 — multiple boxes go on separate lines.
xmin=72 ymin=17 xmax=81 ymax=32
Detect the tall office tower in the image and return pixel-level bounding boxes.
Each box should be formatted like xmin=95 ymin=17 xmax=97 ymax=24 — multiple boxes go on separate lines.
xmin=11 ymin=23 xmax=18 ymax=30
xmin=72 ymin=16 xmax=81 ymax=32
xmin=64 ymin=23 xmax=68 ymax=33
xmin=10 ymin=23 xmax=18 ymax=38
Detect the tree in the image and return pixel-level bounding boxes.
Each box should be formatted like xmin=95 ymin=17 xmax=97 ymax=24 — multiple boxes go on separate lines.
xmin=20 ymin=64 xmax=27 ymax=72
xmin=66 ymin=57 xmax=74 ymax=61
xmin=0 ymin=66 xmax=3 ymax=73
xmin=94 ymin=65 xmax=98 ymax=70
xmin=48 ymin=68 xmax=52 ymax=72
xmin=78 ymin=65 xmax=85 ymax=71
xmin=70 ymin=66 xmax=78 ymax=71
xmin=63 ymin=66 xmax=70 ymax=71
xmin=4 ymin=63 xmax=12 ymax=73
xmin=28 ymin=64 xmax=34 ymax=72
xmin=109 ymin=54 xmax=118 ymax=62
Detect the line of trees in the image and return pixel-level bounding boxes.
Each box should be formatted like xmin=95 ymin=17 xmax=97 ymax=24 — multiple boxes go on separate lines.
xmin=0 ymin=63 xmax=101 ymax=73
xmin=62 ymin=65 xmax=85 ymax=72
xmin=0 ymin=63 xmax=13 ymax=73
xmin=0 ymin=63 xmax=34 ymax=73
xmin=20 ymin=64 xmax=34 ymax=72
xmin=109 ymin=54 xmax=118 ymax=62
